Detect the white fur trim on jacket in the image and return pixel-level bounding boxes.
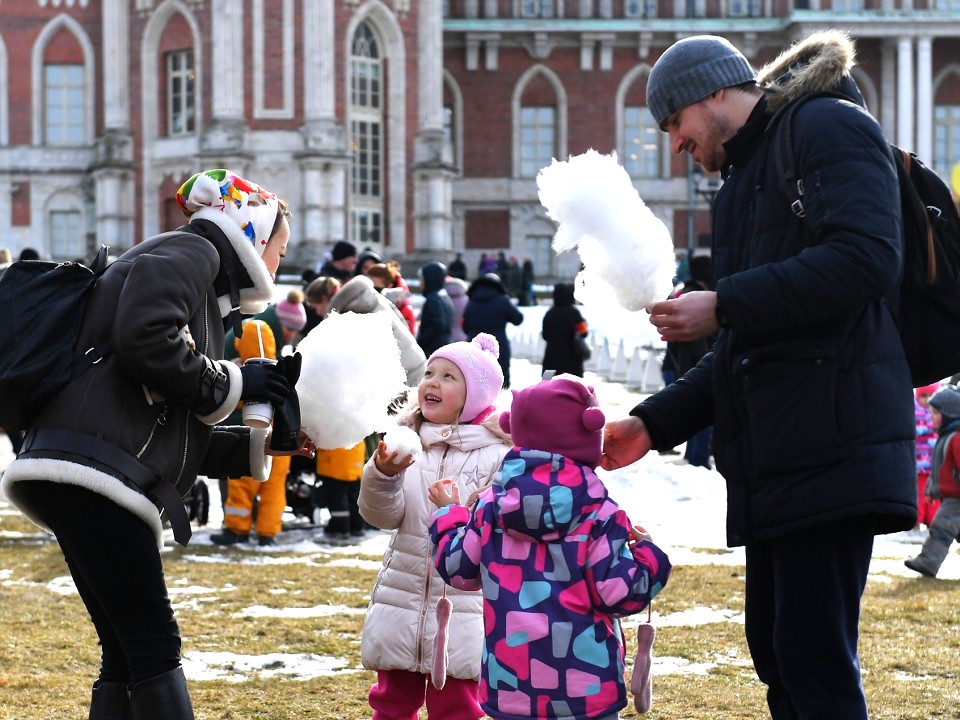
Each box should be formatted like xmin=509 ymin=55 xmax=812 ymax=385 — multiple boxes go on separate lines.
xmin=249 ymin=427 xmax=271 ymax=482
xmin=196 ymin=360 xmax=242 ymax=426
xmin=1 ymin=458 xmax=165 ymax=549
xmin=190 ymin=206 xmax=274 ymax=314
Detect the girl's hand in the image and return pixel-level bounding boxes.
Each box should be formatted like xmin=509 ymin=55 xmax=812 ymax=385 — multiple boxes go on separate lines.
xmin=429 ymin=479 xmax=461 ymax=507
xmin=629 ymin=524 xmax=652 ymax=545
xmin=374 ymin=440 xmax=415 ymax=476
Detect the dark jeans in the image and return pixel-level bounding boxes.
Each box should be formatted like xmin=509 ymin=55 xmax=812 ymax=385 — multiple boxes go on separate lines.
xmin=744 ymin=518 xmax=875 ymax=720
xmin=18 ymin=481 xmax=182 ymax=684
xmin=684 ymin=426 xmax=713 ymax=468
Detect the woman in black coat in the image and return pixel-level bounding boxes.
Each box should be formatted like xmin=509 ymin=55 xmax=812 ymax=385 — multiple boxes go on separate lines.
xmin=463 ymin=273 xmax=524 ymax=388
xmin=541 ymin=282 xmax=588 ymax=377
xmin=2 ymin=169 xmax=314 ymax=720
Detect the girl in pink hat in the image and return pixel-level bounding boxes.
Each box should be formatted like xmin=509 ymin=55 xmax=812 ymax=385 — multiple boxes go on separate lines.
xmin=358 ymin=333 xmax=512 ymax=720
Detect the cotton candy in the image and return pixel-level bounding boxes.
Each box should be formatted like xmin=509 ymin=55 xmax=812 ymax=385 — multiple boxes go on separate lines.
xmin=296 ymin=311 xmax=408 ymax=450
xmin=537 ymin=150 xmax=676 ymax=312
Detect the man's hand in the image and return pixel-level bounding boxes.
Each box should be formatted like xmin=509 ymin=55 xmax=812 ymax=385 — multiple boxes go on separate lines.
xmin=600 ymin=416 xmax=653 ymax=471
xmin=374 ymin=440 xmax=415 ymax=476
xmin=265 ymin=429 xmax=315 ymax=457
xmin=647 ymin=290 xmax=719 ymax=342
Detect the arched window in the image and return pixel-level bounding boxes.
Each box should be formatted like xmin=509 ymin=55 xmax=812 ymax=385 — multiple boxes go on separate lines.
xmin=44 ymin=63 xmax=84 ymax=145
xmin=350 ymin=22 xmax=384 ymax=247
xmin=933 ymin=68 xmax=960 ymax=178
xmin=623 ymin=105 xmax=660 ymax=178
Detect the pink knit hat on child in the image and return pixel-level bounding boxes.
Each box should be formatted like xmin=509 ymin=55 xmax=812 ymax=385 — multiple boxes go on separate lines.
xmin=500 ymin=373 xmax=606 ymax=467
xmin=275 ymin=289 xmax=307 ymax=331
xmin=428 ymin=333 xmax=503 ymax=423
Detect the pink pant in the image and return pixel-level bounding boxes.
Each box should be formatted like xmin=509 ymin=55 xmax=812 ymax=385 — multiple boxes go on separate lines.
xmin=369 ymin=669 xmax=483 ymax=720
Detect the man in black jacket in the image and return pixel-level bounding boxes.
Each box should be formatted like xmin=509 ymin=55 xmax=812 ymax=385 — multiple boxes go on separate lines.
xmin=601 ymin=32 xmax=915 ymax=720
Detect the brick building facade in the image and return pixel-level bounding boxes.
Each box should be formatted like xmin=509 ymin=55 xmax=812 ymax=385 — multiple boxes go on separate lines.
xmin=1 ymin=1 xmax=959 ymax=281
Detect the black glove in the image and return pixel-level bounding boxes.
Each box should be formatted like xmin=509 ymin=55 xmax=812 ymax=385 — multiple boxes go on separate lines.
xmin=275 ymin=352 xmax=302 ymax=387
xmin=240 ymin=360 xmax=293 ymax=405
xmin=269 ymin=353 xmax=303 ymax=452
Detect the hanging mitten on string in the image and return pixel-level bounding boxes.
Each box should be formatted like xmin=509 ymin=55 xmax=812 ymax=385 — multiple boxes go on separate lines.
xmin=431 ymin=593 xmax=453 ymax=690
xmin=631 ymin=604 xmax=656 ymax=713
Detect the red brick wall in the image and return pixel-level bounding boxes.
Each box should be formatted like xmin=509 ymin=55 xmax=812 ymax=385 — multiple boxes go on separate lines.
xmin=465 ymin=209 xmax=510 ymax=250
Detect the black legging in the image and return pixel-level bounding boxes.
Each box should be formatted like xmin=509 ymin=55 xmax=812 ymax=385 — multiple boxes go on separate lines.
xmin=17 ymin=481 xmax=181 ymax=684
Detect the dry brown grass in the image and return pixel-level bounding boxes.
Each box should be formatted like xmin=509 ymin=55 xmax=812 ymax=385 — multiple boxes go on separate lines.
xmin=1 ymin=508 xmax=958 ymax=719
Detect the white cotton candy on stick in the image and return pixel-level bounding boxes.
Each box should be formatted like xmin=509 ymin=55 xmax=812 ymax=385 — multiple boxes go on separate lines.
xmin=382 ymin=425 xmax=421 ymax=463
xmin=295 ymin=311 xmax=408 ymax=450
xmin=537 ymin=149 xmax=677 ymax=311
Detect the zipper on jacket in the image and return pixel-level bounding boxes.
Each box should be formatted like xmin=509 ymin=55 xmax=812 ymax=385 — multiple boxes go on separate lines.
xmin=136 ymin=404 xmax=169 ymax=459
xmin=416 ymin=444 xmax=450 ymax=669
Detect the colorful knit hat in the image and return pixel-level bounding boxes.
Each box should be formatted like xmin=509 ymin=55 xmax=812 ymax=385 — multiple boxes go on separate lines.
xmin=175 ymin=169 xmax=280 ymax=257
xmin=275 ymin=289 xmax=307 ymax=331
xmin=499 ymin=373 xmax=606 ymax=467
xmin=428 ymin=333 xmax=503 ymax=423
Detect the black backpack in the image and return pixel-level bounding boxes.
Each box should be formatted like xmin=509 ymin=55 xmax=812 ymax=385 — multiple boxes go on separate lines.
xmin=774 ymin=93 xmax=960 ymax=386
xmin=0 ymin=245 xmax=111 ymax=431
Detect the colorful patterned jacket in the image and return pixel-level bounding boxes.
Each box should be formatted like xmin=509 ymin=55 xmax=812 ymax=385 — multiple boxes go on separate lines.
xmin=430 ymin=448 xmax=671 ymax=720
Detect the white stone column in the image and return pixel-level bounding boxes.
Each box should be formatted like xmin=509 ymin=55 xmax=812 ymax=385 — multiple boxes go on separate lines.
xmin=102 ymin=0 xmax=128 ymax=130
xmin=211 ymin=0 xmax=244 ymax=118
xmin=95 ymin=0 xmax=134 ymax=251
xmin=916 ymin=36 xmax=933 ymax=161
xmin=303 ymin=0 xmax=335 ymax=120
xmin=880 ymin=40 xmax=897 ymax=140
xmin=897 ymin=36 xmax=915 ymax=152
xmin=413 ymin=0 xmax=455 ymax=255
xmin=419 ymin=0 xmax=444 ymax=132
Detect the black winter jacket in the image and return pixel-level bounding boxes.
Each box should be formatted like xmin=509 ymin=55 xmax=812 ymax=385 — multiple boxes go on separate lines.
xmin=2 ymin=214 xmax=276 ymax=547
xmin=632 ymin=33 xmax=916 ymax=546
xmin=541 ymin=283 xmax=586 ymax=377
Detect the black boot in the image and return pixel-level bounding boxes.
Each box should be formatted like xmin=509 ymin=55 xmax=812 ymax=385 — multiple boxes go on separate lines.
xmin=89 ymin=680 xmax=131 ymax=720
xmin=129 ymin=667 xmax=194 ymax=720
xmin=210 ymin=529 xmax=249 ymax=546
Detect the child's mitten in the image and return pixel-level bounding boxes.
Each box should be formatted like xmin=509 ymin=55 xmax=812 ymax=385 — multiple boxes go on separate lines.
xmin=431 ymin=595 xmax=453 ymax=689
xmin=631 ymin=619 xmax=656 ymax=713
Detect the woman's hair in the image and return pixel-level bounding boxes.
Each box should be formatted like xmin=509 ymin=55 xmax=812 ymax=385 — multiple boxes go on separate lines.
xmin=365 ymin=262 xmax=398 ymax=287
xmin=269 ymin=197 xmax=292 ymax=239
xmin=305 ymin=275 xmax=341 ymax=302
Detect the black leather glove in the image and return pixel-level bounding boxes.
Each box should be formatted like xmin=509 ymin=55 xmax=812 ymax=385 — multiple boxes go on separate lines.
xmin=269 ymin=353 xmax=303 ymax=452
xmin=275 ymin=352 xmax=302 ymax=387
xmin=239 ymin=360 xmax=293 ymax=404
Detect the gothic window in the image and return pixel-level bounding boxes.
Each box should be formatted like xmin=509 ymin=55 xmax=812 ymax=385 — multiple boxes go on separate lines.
xmin=520 ymin=106 xmax=555 ymax=178
xmin=623 ymin=105 xmax=661 ymax=178
xmin=49 ymin=209 xmax=84 ymax=260
xmin=934 ymin=105 xmax=960 ymax=178
xmin=350 ymin=22 xmax=384 ymax=246
xmin=44 ymin=64 xmax=84 ymax=145
xmin=166 ymin=49 xmax=195 ymax=136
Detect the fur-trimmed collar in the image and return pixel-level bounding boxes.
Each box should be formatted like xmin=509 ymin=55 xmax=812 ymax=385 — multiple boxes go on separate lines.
xmin=190 ymin=206 xmax=274 ymax=315
xmin=756 ymin=30 xmax=859 ymax=114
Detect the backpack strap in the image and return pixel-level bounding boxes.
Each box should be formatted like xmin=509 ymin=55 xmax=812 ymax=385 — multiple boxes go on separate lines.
xmin=898 ymin=149 xmax=938 ymax=284
xmin=772 ymin=91 xmax=854 ymax=219
xmin=21 ymin=428 xmax=193 ymax=546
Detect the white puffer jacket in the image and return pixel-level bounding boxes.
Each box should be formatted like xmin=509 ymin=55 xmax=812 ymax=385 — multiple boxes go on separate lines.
xmin=359 ymin=410 xmax=512 ymax=679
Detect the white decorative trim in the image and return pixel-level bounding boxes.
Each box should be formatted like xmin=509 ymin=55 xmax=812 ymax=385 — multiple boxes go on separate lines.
xmin=511 ymin=64 xmax=569 ymax=177
xmin=344 ymin=3 xmax=407 ymax=254
xmin=139 ymin=1 xmax=203 ymax=240
xmin=2 ymin=458 xmax=165 ymax=549
xmin=196 ymin=360 xmax=243 ymax=426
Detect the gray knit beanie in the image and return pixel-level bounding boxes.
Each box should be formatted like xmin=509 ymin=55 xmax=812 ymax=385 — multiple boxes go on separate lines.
xmin=647 ymin=35 xmax=756 ymax=128
xmin=930 ymin=386 xmax=960 ymax=422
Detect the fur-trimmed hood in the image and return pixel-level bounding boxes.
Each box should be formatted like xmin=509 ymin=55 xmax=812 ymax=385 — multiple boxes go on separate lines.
xmin=756 ymin=30 xmax=865 ymax=115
